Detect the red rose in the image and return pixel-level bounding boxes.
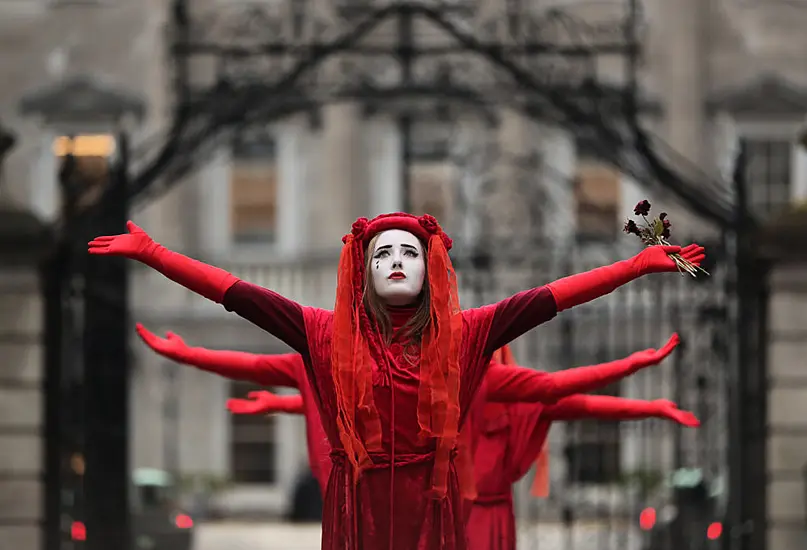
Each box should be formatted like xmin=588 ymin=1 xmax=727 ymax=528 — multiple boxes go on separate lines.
xmin=419 ymin=214 xmax=441 ymax=234
xmin=351 ymin=217 xmax=369 ymax=237
xmin=634 ymin=200 xmax=651 ymax=216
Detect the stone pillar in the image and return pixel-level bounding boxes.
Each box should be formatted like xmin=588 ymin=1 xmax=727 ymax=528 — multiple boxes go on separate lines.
xmin=652 ymin=0 xmax=708 ymax=167
xmin=276 ymin=119 xmax=310 ymax=254
xmin=0 ymin=206 xmax=49 ymax=550
xmin=792 ymin=144 xmax=807 ymax=203
xmin=534 ymin=123 xmax=577 ymax=244
xmin=364 ymin=115 xmax=402 ymax=218
xmin=309 ymin=104 xmax=364 ymax=250
xmin=194 ymin=147 xmax=233 ymax=257
xmin=755 ymin=209 xmax=807 ymax=550
xmin=30 ymin=130 xmax=59 ymax=221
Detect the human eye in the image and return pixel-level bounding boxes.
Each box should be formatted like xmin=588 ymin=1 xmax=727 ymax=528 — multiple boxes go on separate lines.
xmin=374 ymin=250 xmax=389 ymax=259
xmin=404 ymin=249 xmax=419 ymax=257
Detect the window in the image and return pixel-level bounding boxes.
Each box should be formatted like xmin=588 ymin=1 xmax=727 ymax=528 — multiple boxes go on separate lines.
xmin=229 ymin=381 xmax=276 ymax=483
xmin=574 ymin=162 xmax=620 ymax=241
xmin=230 ymin=133 xmax=277 ymax=244
xmin=742 ymin=138 xmax=792 ymax=218
xmin=563 ymin=342 xmax=622 ymax=484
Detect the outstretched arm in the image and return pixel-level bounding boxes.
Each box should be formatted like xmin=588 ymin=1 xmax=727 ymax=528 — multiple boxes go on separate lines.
xmin=136 ymin=323 xmax=302 ymax=388
xmin=227 ymin=391 xmax=305 ymax=415
xmin=544 ymin=395 xmax=700 ymax=427
xmin=478 ymin=245 xmax=705 ymax=354
xmin=485 ymin=334 xmax=680 ymax=404
xmin=89 ymin=221 xmax=309 ymax=352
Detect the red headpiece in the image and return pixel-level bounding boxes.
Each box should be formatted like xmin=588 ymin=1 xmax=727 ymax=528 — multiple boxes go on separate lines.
xmin=491 ymin=345 xmax=550 ymax=498
xmin=332 ymin=212 xmax=461 ymax=498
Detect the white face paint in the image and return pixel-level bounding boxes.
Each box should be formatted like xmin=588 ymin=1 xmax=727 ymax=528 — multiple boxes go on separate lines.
xmin=370 ymin=229 xmax=426 ymax=306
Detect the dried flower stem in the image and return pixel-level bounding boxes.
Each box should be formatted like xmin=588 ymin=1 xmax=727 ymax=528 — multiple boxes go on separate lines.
xmin=637 ymin=215 xmax=709 ymax=278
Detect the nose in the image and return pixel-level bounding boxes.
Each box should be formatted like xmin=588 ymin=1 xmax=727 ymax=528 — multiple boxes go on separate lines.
xmin=391 ymin=249 xmax=403 ymax=269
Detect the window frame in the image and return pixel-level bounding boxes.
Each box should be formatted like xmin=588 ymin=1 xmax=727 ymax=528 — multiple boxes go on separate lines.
xmin=228 ymin=380 xmax=277 ymax=485
xmin=229 ymin=131 xmax=280 ymax=249
xmin=734 ymin=120 xmax=801 ymax=220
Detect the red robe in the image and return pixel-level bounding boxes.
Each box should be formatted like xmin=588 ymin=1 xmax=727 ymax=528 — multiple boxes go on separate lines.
xmin=120 ymin=242 xmax=682 ymax=550
xmin=223 ymin=282 xmax=562 ymax=550
xmin=465 ymin=378 xmax=676 ymax=550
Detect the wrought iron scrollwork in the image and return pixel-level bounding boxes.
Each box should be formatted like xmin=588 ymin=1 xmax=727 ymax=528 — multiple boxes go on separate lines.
xmin=129 ymin=0 xmax=657 ymax=209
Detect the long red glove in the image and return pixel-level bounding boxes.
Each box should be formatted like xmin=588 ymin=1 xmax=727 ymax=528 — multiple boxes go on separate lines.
xmin=135 ymin=323 xmax=299 ymax=387
xmin=546 ymin=244 xmax=705 ymax=311
xmin=227 ymin=391 xmax=305 ymax=415
xmin=88 ymin=221 xmax=238 ymax=303
xmin=545 ymin=395 xmax=700 ymax=427
xmin=486 ymin=333 xmax=680 ymax=403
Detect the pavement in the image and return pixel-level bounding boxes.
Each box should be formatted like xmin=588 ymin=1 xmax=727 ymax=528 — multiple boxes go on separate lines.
xmin=193 ymin=522 xmax=322 ymax=550
xmin=192 ymin=521 xmax=644 ymax=550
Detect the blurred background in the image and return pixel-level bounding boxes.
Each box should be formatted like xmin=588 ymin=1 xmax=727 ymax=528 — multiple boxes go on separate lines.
xmin=0 ymin=0 xmax=806 ymax=549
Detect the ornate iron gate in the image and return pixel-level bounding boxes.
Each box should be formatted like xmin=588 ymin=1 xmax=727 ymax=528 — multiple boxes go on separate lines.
xmin=43 ymin=136 xmax=131 ymax=550
xmin=443 ymin=134 xmax=734 ymax=550
xmin=41 ymin=1 xmax=766 ymax=550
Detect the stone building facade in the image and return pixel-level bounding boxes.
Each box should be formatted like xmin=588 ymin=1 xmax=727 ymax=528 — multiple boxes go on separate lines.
xmin=0 ymin=0 xmax=806 ymax=546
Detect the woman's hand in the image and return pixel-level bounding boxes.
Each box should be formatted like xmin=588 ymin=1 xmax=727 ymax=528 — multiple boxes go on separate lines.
xmin=631 ymin=244 xmax=705 ymax=275
xmin=135 ymin=323 xmax=192 ymax=361
xmin=627 ymin=333 xmax=680 ymax=369
xmin=88 ymin=221 xmax=156 ymax=262
xmin=654 ymin=399 xmax=700 ymax=427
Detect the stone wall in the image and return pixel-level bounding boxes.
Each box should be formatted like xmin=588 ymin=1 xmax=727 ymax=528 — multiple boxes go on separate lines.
xmin=766 ymin=263 xmax=807 ymax=549
xmin=0 ymin=267 xmax=44 ymax=549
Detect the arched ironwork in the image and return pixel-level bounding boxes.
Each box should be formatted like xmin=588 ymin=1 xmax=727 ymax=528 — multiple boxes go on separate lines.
xmin=126 ymin=0 xmax=740 ymax=230
xmin=40 ymin=2 xmax=766 ymax=549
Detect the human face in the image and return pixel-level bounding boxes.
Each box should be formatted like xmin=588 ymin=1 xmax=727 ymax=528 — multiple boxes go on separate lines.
xmin=370 ymin=229 xmax=426 ymax=306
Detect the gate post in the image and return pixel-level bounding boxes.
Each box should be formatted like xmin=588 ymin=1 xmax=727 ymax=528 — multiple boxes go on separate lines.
xmin=723 ymin=141 xmax=770 ymax=550
xmin=753 ymin=206 xmax=807 ymax=550
xmin=82 ymin=131 xmax=131 ymax=550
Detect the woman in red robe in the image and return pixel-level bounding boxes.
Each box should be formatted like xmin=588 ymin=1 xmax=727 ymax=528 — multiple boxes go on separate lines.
xmin=89 ymin=212 xmax=705 ymax=550
xmin=465 ymin=343 xmax=700 ymax=550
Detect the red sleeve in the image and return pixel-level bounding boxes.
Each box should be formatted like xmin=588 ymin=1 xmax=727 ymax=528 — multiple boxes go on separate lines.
xmin=543 ymin=395 xmax=661 ymax=421
xmin=484 ymin=362 xmax=559 ymax=403
xmin=467 ymin=286 xmax=558 ymax=356
xmin=469 ymin=257 xmax=646 ymax=354
xmin=223 ymin=281 xmax=309 ymax=354
xmin=485 ymin=354 xmax=646 ymax=404
xmin=182 ymin=350 xmax=302 ymax=388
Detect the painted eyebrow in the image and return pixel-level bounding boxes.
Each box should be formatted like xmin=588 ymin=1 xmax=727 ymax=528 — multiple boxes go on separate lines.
xmin=373 ymin=245 xmax=392 ymax=254
xmin=401 ymin=244 xmax=419 ymax=252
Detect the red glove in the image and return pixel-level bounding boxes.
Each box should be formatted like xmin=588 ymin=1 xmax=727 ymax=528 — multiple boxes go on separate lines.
xmin=652 ymin=399 xmax=700 ymax=427
xmin=545 ymin=394 xmax=700 ymax=427
xmin=487 ymin=334 xmax=680 ymax=403
xmin=136 ymin=323 xmax=279 ymax=385
xmin=89 ymin=221 xmax=238 ymax=303
xmin=547 ymin=244 xmax=706 ymax=311
xmin=227 ymin=391 xmax=304 ymax=415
